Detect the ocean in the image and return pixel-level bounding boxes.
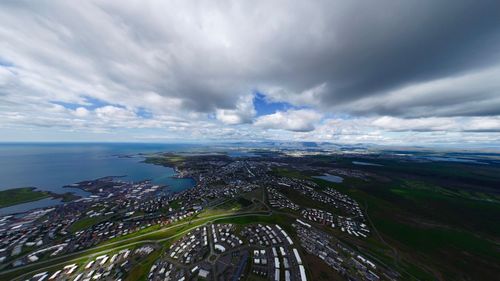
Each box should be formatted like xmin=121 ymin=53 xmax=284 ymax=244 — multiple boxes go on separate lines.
xmin=0 ymin=143 xmax=198 ymax=214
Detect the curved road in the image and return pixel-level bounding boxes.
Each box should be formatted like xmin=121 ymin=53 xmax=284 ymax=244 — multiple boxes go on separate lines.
xmin=0 ymin=211 xmax=273 ymax=281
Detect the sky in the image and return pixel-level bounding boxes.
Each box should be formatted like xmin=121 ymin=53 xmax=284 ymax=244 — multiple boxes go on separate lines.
xmin=1 ymin=0 xmax=500 ymax=145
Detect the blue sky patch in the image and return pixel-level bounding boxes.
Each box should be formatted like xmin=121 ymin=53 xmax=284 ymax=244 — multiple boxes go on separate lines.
xmin=51 ymin=96 xmax=125 ymax=111
xmin=254 ymin=92 xmax=294 ymax=116
xmin=136 ymin=107 xmax=153 ymax=119
xmin=0 ymin=57 xmax=14 ymax=67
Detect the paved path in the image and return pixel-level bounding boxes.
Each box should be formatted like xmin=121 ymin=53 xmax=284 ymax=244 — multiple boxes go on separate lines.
xmin=0 ymin=211 xmax=272 ymax=281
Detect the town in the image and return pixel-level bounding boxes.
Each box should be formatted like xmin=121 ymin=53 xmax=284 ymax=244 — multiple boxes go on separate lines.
xmin=1 ymin=153 xmax=399 ymax=281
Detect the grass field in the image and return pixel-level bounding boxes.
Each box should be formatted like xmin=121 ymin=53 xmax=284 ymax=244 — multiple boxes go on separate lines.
xmin=275 ymin=160 xmax=500 ymax=281
xmin=213 ymin=213 xmax=290 ymax=226
xmin=125 ymin=247 xmax=163 ymax=281
xmin=0 ymin=209 xmax=256 ymax=281
xmin=121 ymin=212 xmax=291 ymax=281
xmin=122 ymin=212 xmax=292 ymax=281
xmin=272 ymin=167 xmax=314 ymax=179
xmin=69 ymin=215 xmax=113 ymax=233
xmin=3 ymin=155 xmax=498 ymax=281
xmin=334 ymin=160 xmax=500 ymax=280
xmin=0 ymin=187 xmax=50 ymax=208
xmin=143 ymin=154 xmax=186 ymax=167
xmin=167 ymin=199 xmax=182 ymax=210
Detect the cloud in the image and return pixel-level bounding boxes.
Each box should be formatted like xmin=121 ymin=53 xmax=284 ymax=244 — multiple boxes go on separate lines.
xmin=263 ymin=83 xmax=328 ymax=108
xmin=341 ymin=67 xmax=500 ymax=118
xmin=215 ymin=95 xmax=256 ymax=125
xmin=73 ymin=107 xmax=89 ymax=117
xmin=372 ymin=116 xmax=500 ymax=132
xmin=254 ymin=109 xmax=322 ymax=132
xmin=0 ymin=0 xmax=500 ymax=144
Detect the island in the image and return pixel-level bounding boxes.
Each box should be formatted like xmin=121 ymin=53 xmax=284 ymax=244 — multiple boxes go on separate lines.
xmin=1 ymin=150 xmax=499 ymax=281
xmin=0 ymin=187 xmax=80 ymax=209
xmin=0 ymin=187 xmax=51 ymax=208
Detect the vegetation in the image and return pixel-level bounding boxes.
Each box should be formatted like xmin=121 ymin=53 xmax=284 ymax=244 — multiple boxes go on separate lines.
xmin=237 ymin=197 xmax=253 ymax=207
xmin=167 ymin=199 xmax=182 ymax=210
xmin=277 ymin=156 xmax=500 ymax=281
xmin=58 ymin=192 xmax=80 ymax=202
xmin=143 ymin=153 xmax=186 ymax=167
xmin=271 ymin=167 xmax=314 ymax=179
xmin=125 ymin=248 xmax=162 ymax=281
xmin=0 ymin=187 xmax=50 ymax=208
xmin=69 ymin=215 xmax=112 ymax=233
xmin=3 ymin=154 xmax=499 ymax=281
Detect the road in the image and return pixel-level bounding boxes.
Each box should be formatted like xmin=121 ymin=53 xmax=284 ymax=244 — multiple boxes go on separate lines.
xmin=0 ymin=211 xmax=273 ymax=281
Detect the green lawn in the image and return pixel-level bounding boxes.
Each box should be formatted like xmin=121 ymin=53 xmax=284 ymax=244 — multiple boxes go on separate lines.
xmin=213 ymin=214 xmax=292 ymax=229
xmin=69 ymin=215 xmax=112 ymax=233
xmin=143 ymin=154 xmax=186 ymax=167
xmin=374 ymin=217 xmax=499 ymax=258
xmin=0 ymin=187 xmax=50 ymax=208
xmin=271 ymin=167 xmax=313 ymax=179
xmin=168 ymin=199 xmax=182 ymax=210
xmin=125 ymin=247 xmax=162 ymax=281
xmin=272 ymin=164 xmax=500 ymax=281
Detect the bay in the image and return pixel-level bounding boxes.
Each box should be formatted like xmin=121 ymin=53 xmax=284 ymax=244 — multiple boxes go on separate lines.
xmin=0 ymin=143 xmax=196 ymax=214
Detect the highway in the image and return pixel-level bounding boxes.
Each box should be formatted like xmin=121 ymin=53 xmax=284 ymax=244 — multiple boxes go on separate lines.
xmin=0 ymin=210 xmax=273 ymax=281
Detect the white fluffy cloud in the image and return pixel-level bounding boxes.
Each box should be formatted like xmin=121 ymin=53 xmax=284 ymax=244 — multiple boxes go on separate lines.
xmin=254 ymin=109 xmax=322 ymax=132
xmin=73 ymin=107 xmax=90 ymax=117
xmin=372 ymin=116 xmax=500 ymax=132
xmin=215 ymin=95 xmax=256 ymax=125
xmin=0 ymin=0 xmax=499 ymax=144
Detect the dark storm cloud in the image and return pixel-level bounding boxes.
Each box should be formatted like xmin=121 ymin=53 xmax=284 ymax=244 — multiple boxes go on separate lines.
xmin=326 ymin=1 xmax=500 ymax=100
xmin=258 ymin=0 xmax=500 ymax=117
xmin=4 ymin=0 xmax=500 ymax=116
xmin=1 ymin=0 xmax=500 ymax=140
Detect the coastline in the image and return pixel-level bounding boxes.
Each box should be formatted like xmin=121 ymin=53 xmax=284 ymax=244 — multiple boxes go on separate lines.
xmin=0 ymin=152 xmax=196 ymax=216
xmin=0 ymin=187 xmax=81 ymax=214
xmin=0 ymin=187 xmax=51 ymax=209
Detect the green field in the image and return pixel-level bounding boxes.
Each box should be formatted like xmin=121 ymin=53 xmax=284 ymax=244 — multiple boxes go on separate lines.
xmin=122 ymin=212 xmax=290 ymax=281
xmin=278 ymin=157 xmax=500 ymax=281
xmin=125 ymin=247 xmax=163 ymax=281
xmin=272 ymin=167 xmax=314 ymax=179
xmin=0 ymin=187 xmax=51 ymax=208
xmin=69 ymin=215 xmax=113 ymax=233
xmin=213 ymin=213 xmax=290 ymax=226
xmin=143 ymin=154 xmax=186 ymax=167
xmin=2 ymin=156 xmax=499 ymax=281
xmin=168 ymin=199 xmax=182 ymax=210
xmin=0 ymin=209 xmax=259 ymax=281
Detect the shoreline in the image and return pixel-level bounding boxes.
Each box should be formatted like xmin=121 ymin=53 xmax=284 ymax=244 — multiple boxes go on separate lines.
xmin=0 ymin=187 xmax=51 ymax=209
xmin=0 ymin=187 xmax=81 ymax=214
xmin=0 ymin=153 xmax=196 ymax=216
